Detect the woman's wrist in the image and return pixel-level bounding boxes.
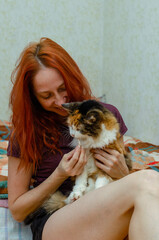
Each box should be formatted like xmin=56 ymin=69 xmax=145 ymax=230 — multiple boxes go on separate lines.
xmin=54 ymin=166 xmax=68 ymax=181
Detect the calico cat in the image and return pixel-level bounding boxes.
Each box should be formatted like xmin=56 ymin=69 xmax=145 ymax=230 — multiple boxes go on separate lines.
xmin=25 ymin=100 xmax=131 ymax=223
xmin=41 ymin=100 xmax=132 ymax=214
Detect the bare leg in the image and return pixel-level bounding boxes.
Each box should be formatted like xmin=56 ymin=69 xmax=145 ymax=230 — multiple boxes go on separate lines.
xmin=129 ymin=170 xmax=159 ymax=240
xmin=42 ymin=170 xmax=159 ymax=240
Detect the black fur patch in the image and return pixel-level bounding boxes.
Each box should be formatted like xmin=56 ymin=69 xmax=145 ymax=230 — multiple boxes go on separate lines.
xmin=78 ymin=100 xmax=106 ymax=115
xmin=24 ymin=207 xmax=48 ymax=225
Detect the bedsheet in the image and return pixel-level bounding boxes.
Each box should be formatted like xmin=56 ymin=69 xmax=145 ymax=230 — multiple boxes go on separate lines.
xmin=0 ymin=207 xmax=32 ymax=240
xmin=0 ymin=120 xmax=158 ymax=240
xmin=124 ymin=136 xmax=159 ymax=172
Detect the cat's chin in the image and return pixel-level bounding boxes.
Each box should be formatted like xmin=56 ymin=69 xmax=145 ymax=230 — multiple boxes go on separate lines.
xmin=78 ymin=138 xmax=95 ymax=149
xmin=70 ymin=137 xmax=92 ymax=149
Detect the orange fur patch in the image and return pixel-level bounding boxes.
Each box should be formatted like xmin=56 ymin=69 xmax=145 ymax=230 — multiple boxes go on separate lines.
xmin=69 ymin=111 xmax=81 ymax=127
xmin=103 ymin=139 xmax=126 ymax=155
xmin=103 ymin=113 xmax=119 ymax=131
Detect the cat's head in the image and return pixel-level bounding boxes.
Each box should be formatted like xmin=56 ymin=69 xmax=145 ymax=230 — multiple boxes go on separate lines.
xmin=62 ymin=100 xmax=119 ymax=147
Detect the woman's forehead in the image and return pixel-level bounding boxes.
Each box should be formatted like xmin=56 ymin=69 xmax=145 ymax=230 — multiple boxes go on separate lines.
xmin=33 ymin=67 xmax=65 ymax=93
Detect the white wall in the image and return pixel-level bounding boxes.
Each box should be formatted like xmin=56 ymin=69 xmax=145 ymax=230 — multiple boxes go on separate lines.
xmin=0 ymin=0 xmax=158 ymax=144
xmin=103 ymin=0 xmax=159 ymax=144
xmin=0 ymin=0 xmax=104 ymax=120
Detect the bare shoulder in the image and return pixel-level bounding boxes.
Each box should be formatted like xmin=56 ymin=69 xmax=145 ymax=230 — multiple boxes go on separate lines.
xmin=8 ymin=156 xmax=33 ymax=208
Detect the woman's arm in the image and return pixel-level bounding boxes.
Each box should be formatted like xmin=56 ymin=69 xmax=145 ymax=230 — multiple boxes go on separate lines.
xmin=8 ymin=145 xmax=86 ymax=222
xmin=8 ymin=156 xmax=67 ymax=222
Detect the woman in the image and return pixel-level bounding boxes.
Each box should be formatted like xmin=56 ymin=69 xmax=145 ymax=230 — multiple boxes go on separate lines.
xmin=8 ymin=37 xmax=159 ymax=240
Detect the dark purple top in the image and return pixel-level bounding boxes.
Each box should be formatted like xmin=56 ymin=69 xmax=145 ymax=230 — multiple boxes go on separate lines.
xmin=7 ymin=103 xmax=127 ymax=195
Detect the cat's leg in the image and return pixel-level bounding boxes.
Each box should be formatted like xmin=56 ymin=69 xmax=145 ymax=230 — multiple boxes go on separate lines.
xmin=65 ymin=169 xmax=88 ymax=204
xmin=95 ymin=174 xmax=112 ymax=189
xmin=85 ymin=177 xmax=95 ymax=193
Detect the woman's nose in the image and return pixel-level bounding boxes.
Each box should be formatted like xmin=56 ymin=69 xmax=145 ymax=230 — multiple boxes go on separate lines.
xmin=54 ymin=94 xmax=66 ymax=106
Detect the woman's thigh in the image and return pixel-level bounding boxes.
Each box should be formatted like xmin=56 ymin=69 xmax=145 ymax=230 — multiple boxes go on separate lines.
xmin=42 ymin=170 xmax=155 ymax=240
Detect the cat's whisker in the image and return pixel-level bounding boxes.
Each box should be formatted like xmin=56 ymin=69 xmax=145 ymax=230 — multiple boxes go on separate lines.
xmin=60 ymin=126 xmax=71 ymax=141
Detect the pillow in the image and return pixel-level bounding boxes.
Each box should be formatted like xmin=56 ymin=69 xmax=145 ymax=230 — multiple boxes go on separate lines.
xmin=0 ymin=140 xmax=8 ymax=198
xmin=0 ymin=119 xmax=11 ymax=198
xmin=124 ymin=136 xmax=159 ymax=172
xmin=0 ymin=120 xmax=11 ymax=140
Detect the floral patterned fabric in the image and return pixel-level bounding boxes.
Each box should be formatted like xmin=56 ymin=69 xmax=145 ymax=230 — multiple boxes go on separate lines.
xmin=0 ymin=120 xmax=158 ymax=240
xmin=124 ymin=136 xmax=159 ymax=172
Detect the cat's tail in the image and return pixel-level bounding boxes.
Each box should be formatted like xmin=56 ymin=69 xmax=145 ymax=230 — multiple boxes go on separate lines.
xmin=42 ymin=191 xmax=67 ymax=214
xmin=24 ymin=207 xmax=48 ymax=225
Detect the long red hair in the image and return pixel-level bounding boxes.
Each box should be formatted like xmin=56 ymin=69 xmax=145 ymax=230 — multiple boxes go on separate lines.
xmin=10 ymin=37 xmax=93 ymax=172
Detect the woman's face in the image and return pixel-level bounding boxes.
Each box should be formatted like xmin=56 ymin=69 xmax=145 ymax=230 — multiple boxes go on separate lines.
xmin=33 ymin=67 xmax=69 ymax=116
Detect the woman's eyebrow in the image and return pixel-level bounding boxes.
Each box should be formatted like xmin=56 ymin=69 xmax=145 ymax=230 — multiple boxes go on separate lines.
xmin=58 ymin=83 xmax=65 ymax=88
xmin=37 ymin=83 xmax=65 ymax=95
xmin=37 ymin=90 xmax=50 ymax=95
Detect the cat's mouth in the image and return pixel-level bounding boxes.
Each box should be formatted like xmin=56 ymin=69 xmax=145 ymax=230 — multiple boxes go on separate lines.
xmin=70 ymin=133 xmax=87 ymax=144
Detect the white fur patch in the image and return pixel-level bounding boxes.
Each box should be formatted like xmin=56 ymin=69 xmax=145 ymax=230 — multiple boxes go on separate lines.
xmin=95 ymin=176 xmax=110 ymax=189
xmin=69 ymin=138 xmax=78 ymax=148
xmin=73 ymin=124 xmax=118 ymax=149
xmin=65 ymin=124 xmax=116 ymax=204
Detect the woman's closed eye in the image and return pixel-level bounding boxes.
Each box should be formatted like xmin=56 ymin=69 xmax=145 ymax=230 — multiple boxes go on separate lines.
xmin=42 ymin=93 xmax=52 ymax=99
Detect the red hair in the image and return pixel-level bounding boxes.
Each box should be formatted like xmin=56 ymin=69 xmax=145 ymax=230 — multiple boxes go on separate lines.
xmin=10 ymin=37 xmax=93 ymax=172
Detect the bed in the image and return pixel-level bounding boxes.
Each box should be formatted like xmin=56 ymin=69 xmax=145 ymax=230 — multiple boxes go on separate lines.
xmin=0 ymin=120 xmax=32 ymax=240
xmin=0 ymin=120 xmax=159 ymax=240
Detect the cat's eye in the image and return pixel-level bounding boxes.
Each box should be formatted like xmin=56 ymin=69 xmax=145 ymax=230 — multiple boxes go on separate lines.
xmin=75 ymin=125 xmax=80 ymax=131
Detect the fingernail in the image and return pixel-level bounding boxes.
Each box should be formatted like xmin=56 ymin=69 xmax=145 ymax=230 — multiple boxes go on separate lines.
xmin=76 ymin=145 xmax=80 ymax=150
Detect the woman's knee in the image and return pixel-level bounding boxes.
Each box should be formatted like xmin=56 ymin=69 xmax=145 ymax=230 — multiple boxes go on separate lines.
xmin=135 ymin=169 xmax=159 ymax=198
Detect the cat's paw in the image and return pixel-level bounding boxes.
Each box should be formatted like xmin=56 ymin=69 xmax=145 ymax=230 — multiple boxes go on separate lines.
xmin=67 ymin=185 xmax=86 ymax=203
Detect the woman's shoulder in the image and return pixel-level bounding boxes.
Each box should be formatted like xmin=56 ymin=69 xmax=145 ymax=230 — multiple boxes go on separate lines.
xmin=7 ymin=133 xmax=21 ymax=158
xmin=100 ymin=102 xmax=121 ymax=116
xmin=100 ymin=102 xmax=128 ymax=135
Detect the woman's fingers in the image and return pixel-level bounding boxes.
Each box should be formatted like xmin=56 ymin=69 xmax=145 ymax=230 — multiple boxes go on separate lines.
xmin=66 ymin=145 xmax=81 ymax=167
xmin=95 ymin=159 xmax=110 ymax=173
xmin=92 ymin=148 xmax=129 ymax=179
xmin=72 ymin=147 xmax=87 ymax=174
xmin=62 ymin=146 xmax=87 ymax=177
xmin=92 ymin=150 xmax=111 ymax=166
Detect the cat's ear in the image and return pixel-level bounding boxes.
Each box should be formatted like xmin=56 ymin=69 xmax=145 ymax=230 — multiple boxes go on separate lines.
xmin=85 ymin=109 xmax=104 ymax=125
xmin=62 ymin=102 xmax=81 ymax=112
xmin=85 ymin=114 xmax=97 ymax=125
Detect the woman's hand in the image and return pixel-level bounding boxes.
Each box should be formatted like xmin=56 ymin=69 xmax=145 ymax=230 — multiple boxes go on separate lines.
xmin=92 ymin=148 xmax=129 ymax=179
xmin=57 ymin=145 xmax=87 ymax=178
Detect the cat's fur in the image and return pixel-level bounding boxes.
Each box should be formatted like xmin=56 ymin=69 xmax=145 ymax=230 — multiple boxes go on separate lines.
xmin=25 ymin=100 xmax=131 ymax=223
xmin=42 ymin=100 xmax=131 ymax=214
